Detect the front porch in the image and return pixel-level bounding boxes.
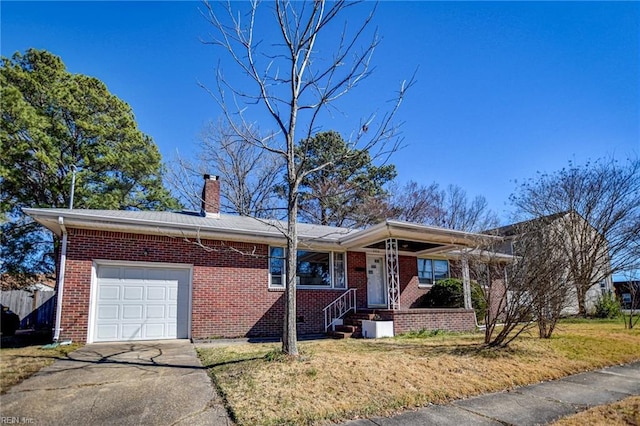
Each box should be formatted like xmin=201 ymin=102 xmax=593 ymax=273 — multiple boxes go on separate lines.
xmin=327 ymin=308 xmax=477 ymax=339
xmin=325 ymin=220 xmax=490 ymax=337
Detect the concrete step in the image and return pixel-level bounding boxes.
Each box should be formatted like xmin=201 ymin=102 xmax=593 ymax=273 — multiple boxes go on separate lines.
xmin=326 ymin=331 xmax=353 ymax=339
xmin=349 ymin=312 xmax=377 ymax=320
xmin=334 ymin=324 xmax=359 ymax=333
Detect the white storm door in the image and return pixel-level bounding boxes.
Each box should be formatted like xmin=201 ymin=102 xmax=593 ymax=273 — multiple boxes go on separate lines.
xmin=94 ymin=265 xmax=190 ymax=342
xmin=367 ymin=256 xmax=387 ymax=307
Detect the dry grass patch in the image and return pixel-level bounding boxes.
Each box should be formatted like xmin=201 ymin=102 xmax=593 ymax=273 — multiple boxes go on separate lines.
xmin=197 ymin=321 xmax=640 ymax=425
xmin=0 ymin=343 xmax=80 ymax=394
xmin=552 ymin=396 xmax=640 ymax=426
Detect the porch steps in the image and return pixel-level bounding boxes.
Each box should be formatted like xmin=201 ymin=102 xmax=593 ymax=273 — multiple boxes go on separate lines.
xmin=326 ymin=311 xmax=377 ymax=339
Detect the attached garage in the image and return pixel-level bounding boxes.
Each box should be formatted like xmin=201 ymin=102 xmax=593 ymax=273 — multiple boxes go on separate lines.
xmin=90 ymin=263 xmax=191 ymax=342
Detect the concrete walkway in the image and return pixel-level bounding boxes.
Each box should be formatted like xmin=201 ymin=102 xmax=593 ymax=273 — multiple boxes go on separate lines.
xmin=0 ymin=341 xmax=231 ymax=426
xmin=343 ymin=361 xmax=640 ymax=426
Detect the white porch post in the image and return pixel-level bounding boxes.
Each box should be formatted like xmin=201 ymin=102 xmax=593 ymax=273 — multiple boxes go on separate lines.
xmin=461 ymin=253 xmax=472 ymax=310
xmin=385 ymin=238 xmax=400 ymax=310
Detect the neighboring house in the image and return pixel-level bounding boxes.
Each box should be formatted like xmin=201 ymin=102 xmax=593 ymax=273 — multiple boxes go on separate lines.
xmin=489 ymin=212 xmax=613 ymax=316
xmin=25 ymin=176 xmax=497 ymax=344
xmin=614 ymin=280 xmax=640 ymax=310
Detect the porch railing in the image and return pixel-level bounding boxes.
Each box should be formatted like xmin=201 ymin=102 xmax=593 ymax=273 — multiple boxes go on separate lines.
xmin=323 ymin=288 xmax=357 ymax=332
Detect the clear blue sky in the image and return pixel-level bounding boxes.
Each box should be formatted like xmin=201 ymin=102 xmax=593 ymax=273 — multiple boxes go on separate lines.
xmin=2 ymin=1 xmax=639 ymax=223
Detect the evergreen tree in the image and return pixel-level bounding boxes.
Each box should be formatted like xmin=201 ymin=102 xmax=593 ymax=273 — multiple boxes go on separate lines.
xmin=1 ymin=49 xmax=179 ymax=278
xmin=297 ymin=131 xmax=396 ymax=227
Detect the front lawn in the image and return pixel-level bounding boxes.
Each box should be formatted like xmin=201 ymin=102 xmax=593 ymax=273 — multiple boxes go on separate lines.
xmin=552 ymin=396 xmax=640 ymax=426
xmin=0 ymin=333 xmax=79 ymax=394
xmin=197 ymin=320 xmax=640 ymax=425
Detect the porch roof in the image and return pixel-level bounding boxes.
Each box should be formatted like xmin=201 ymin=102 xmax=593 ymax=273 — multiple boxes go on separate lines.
xmin=339 ymin=220 xmax=496 ymax=255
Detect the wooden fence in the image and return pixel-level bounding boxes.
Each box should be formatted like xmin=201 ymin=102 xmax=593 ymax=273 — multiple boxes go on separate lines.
xmin=1 ymin=289 xmax=56 ymax=329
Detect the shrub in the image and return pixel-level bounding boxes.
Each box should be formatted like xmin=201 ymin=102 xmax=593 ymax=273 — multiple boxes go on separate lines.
xmin=593 ymin=292 xmax=622 ymax=319
xmin=420 ymin=278 xmax=487 ymax=321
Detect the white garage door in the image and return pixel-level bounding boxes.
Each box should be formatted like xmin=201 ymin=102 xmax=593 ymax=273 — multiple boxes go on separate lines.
xmin=93 ymin=265 xmax=190 ymax=342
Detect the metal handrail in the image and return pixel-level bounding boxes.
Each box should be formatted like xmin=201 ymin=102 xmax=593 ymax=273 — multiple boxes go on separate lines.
xmin=323 ymin=288 xmax=357 ymax=332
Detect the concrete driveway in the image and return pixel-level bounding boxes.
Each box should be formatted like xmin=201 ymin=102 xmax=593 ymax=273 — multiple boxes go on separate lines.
xmin=0 ymin=340 xmax=231 ymax=425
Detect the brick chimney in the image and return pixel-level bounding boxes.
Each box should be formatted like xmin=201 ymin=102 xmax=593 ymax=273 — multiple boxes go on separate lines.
xmin=201 ymin=174 xmax=220 ymax=218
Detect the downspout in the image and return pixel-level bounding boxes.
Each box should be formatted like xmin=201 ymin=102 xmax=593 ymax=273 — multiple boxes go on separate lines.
xmin=53 ymin=216 xmax=68 ymax=342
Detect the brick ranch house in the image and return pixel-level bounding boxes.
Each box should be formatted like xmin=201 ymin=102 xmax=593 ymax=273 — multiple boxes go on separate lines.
xmin=25 ymin=176 xmax=503 ymax=344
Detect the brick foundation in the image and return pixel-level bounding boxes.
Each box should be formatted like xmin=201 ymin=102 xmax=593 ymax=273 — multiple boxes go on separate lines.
xmin=375 ymin=308 xmax=477 ymax=333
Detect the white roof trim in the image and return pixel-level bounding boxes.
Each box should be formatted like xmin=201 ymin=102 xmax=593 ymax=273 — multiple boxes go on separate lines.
xmin=23 ymin=208 xmax=350 ymax=250
xmin=24 ymin=209 xmax=500 ymax=252
xmin=339 ymin=219 xmax=493 ymax=249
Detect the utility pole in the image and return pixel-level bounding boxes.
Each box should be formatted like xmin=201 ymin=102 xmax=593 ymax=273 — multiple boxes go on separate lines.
xmin=69 ymin=165 xmax=77 ymax=209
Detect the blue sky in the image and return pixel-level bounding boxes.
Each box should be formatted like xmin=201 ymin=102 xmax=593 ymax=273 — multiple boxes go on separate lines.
xmin=2 ymin=1 xmax=639 ymax=223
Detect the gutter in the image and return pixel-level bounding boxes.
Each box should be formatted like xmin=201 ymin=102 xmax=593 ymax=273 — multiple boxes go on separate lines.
xmin=23 ymin=208 xmax=347 ymax=248
xmin=53 ymin=216 xmax=67 ymax=342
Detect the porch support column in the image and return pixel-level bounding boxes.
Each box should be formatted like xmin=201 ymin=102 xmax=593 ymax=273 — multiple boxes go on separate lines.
xmin=385 ymin=238 xmax=400 ymax=310
xmin=461 ymin=253 xmax=472 ymax=310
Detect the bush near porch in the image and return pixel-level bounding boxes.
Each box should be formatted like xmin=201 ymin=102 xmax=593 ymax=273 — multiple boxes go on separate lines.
xmin=415 ymin=278 xmax=487 ymax=321
xmin=197 ymin=320 xmax=640 ymax=425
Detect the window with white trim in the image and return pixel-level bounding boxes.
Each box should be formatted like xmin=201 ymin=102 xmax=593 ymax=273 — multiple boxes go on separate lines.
xmin=269 ymin=247 xmax=286 ymax=288
xmin=417 ymin=258 xmax=449 ymax=286
xmin=269 ymin=247 xmax=347 ymax=289
xmin=333 ymin=252 xmax=346 ymax=289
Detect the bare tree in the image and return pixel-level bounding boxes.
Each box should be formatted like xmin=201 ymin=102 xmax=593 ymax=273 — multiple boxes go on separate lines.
xmin=511 ymin=158 xmax=640 ymax=316
xmin=619 ymin=271 xmax=640 ymax=330
xmin=464 ymin=252 xmax=523 ymax=346
xmin=389 ymin=181 xmax=500 ymax=232
xmin=468 ymin=216 xmax=575 ymax=346
xmin=168 ymin=121 xmax=284 ymax=217
xmin=202 ymin=0 xmax=411 ymax=355
xmin=513 ymin=220 xmax=573 ymax=338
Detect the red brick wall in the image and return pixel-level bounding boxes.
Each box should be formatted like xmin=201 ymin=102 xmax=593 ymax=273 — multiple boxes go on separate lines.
xmin=343 ymin=253 xmax=461 ymax=311
xmin=347 ymin=252 xmax=367 ymax=308
xmin=60 ymin=228 xmax=356 ymax=342
xmin=58 ymin=227 xmax=481 ymax=342
xmin=375 ymin=308 xmax=476 ymax=333
xmin=398 ymin=255 xmax=430 ymax=309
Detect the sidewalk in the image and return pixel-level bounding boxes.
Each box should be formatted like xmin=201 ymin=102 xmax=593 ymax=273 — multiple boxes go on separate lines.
xmin=343 ymin=361 xmax=640 ymax=426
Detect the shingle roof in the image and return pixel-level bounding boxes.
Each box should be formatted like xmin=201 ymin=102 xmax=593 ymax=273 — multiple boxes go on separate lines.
xmin=23 ymin=208 xmax=356 ymax=242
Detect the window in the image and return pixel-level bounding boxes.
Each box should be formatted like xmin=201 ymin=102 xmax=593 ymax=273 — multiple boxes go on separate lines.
xmin=417 ymin=258 xmax=449 ymax=286
xmin=269 ymin=247 xmax=346 ymax=289
xmin=334 ymin=252 xmax=346 ymax=289
xmin=269 ymin=247 xmax=286 ymax=288
xmin=297 ymin=250 xmax=331 ymax=286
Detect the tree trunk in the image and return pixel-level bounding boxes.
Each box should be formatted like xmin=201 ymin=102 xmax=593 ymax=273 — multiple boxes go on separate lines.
xmin=282 ymin=101 xmax=299 ymax=356
xmin=575 ymin=282 xmax=587 ymax=317
xmin=282 ymin=187 xmax=299 ymax=356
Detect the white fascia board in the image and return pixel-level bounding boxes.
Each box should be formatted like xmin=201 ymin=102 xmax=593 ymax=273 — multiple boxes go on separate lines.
xmin=338 ymin=221 xmax=391 ymax=248
xmin=23 ymin=208 xmax=343 ymax=250
xmin=416 ymin=244 xmax=461 ymax=256
xmin=339 ymin=220 xmax=492 ymax=249
xmin=446 ymin=249 xmax=515 ymax=262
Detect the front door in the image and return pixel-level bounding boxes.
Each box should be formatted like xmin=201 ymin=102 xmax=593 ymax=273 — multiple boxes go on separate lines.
xmin=367 ymin=256 xmax=387 ymax=307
